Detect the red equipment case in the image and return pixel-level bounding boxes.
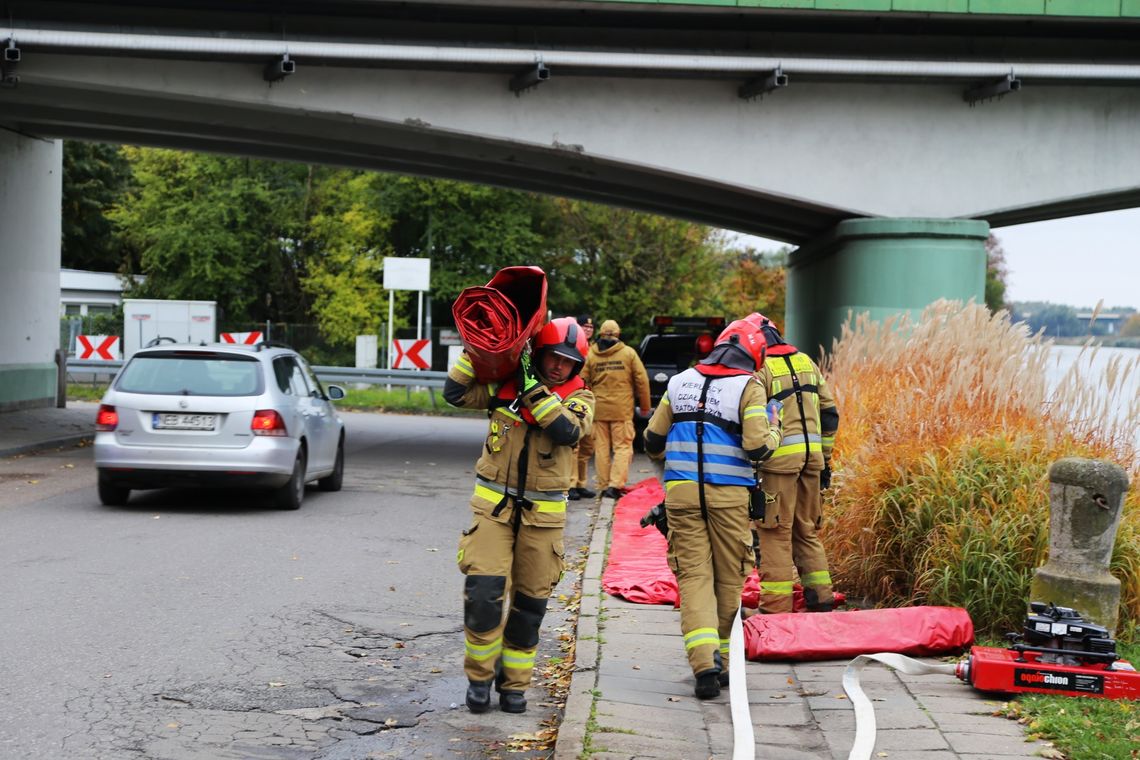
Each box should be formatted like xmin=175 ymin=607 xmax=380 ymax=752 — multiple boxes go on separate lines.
xmin=958 ymin=646 xmax=1140 ymax=700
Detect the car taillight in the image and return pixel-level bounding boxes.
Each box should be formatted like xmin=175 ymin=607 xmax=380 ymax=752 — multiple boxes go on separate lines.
xmin=251 ymin=409 xmax=287 ymax=436
xmin=96 ymin=404 xmax=118 ymax=431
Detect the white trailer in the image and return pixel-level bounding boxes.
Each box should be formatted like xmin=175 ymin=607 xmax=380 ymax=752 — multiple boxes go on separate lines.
xmin=122 ymin=299 xmax=217 ymax=359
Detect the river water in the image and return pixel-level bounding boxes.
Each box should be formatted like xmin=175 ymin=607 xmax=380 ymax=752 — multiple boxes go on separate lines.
xmin=1046 ymin=344 xmax=1140 ymax=450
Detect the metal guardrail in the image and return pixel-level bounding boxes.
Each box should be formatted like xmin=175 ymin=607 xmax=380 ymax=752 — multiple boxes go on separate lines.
xmin=65 ymin=359 xmax=448 ymax=388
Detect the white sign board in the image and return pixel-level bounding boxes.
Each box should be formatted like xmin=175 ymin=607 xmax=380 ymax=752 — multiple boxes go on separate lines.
xmin=439 ymin=329 xmax=462 ymax=346
xmin=383 ymin=257 xmax=431 ymax=291
xmin=355 ymin=335 xmax=379 ymax=369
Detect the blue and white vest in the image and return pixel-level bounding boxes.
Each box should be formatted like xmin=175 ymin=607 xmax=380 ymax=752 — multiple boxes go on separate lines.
xmin=663 ymin=368 xmax=755 ymax=487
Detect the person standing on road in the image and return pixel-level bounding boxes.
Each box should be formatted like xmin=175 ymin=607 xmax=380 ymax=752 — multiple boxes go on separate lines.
xmin=570 ymin=314 xmax=597 ymax=501
xmin=581 ymin=319 xmax=650 ymax=500
xmin=752 ymin=316 xmax=839 ymax=614
xmin=443 ymin=317 xmax=595 ymax=715
xmin=644 ymin=314 xmax=781 ymax=698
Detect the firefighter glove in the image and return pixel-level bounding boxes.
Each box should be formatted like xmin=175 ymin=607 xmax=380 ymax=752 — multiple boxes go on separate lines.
xmin=639 ymin=503 xmax=668 ymax=537
xmin=748 ymin=486 xmax=766 ymax=521
xmin=820 ymin=465 xmax=832 ymax=490
xmin=517 ymin=350 xmax=541 ymax=394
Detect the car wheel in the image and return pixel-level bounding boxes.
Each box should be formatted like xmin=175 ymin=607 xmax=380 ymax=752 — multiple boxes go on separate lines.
xmin=98 ymin=476 xmax=131 ymax=507
xmin=276 ymin=447 xmax=307 ymax=510
xmin=318 ymin=436 xmax=344 ymax=492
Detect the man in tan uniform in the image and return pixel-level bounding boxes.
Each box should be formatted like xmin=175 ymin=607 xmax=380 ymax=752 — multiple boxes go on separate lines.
xmin=443 ymin=317 xmax=595 ymax=714
xmin=644 ymin=313 xmax=781 ymax=698
xmin=581 ymin=319 xmax=650 ymax=500
xmin=570 ymin=314 xmax=597 ymax=501
xmin=752 ymin=317 xmax=839 ymax=613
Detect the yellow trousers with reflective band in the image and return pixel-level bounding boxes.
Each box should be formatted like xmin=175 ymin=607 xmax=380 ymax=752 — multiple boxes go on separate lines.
xmin=574 ymin=429 xmax=595 ymax=489
xmin=593 ymin=419 xmax=634 ymax=490
xmin=755 ymin=469 xmax=833 ymax=613
xmin=456 ymin=506 xmax=565 ymax=690
xmin=665 ymin=498 xmax=753 ymax=677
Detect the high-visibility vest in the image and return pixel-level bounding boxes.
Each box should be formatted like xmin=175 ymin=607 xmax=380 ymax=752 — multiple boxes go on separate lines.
xmin=663 ymin=368 xmax=753 ymax=487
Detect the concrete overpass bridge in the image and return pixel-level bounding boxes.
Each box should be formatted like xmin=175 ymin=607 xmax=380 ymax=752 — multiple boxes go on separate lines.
xmin=3 ymin=0 xmax=1140 ymax=409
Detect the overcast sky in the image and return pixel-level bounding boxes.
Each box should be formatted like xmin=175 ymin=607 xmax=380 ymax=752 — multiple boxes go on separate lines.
xmin=992 ymin=208 xmax=1140 ymax=311
xmin=736 ymin=207 xmax=1140 ymax=312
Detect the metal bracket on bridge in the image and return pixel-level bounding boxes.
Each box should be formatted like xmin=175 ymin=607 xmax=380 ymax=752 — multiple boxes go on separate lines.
xmin=963 ymin=73 xmax=1020 ymax=105
xmin=2 ymin=39 xmax=19 ymax=87
xmin=510 ymin=62 xmax=550 ymax=94
xmin=738 ymin=68 xmax=787 ymax=101
xmin=263 ymin=53 xmax=295 ymax=83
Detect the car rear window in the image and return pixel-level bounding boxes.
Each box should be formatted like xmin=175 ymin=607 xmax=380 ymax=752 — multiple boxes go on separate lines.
xmin=115 ymin=353 xmax=264 ymax=396
xmin=640 ymin=335 xmax=699 ymax=367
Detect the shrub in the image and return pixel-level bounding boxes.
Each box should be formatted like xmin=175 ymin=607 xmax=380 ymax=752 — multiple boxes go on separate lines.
xmin=823 ymin=300 xmax=1140 ymax=637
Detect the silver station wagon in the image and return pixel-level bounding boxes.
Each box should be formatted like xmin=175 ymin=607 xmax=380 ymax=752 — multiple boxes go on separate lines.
xmin=94 ymin=342 xmax=346 ymax=510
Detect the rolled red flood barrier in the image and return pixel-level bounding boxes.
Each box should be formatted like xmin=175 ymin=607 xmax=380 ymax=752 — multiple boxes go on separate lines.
xmin=452 ymin=266 xmax=548 ymax=383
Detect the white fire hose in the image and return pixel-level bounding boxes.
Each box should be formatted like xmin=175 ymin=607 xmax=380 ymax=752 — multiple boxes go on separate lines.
xmin=842 ymin=653 xmax=959 ymax=760
xmin=729 ymin=644 xmax=961 ymax=760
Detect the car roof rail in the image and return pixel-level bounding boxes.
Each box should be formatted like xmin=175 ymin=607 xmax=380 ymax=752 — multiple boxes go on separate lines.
xmin=255 ymin=340 xmax=294 ymax=352
xmin=145 ymin=336 xmax=179 ymax=347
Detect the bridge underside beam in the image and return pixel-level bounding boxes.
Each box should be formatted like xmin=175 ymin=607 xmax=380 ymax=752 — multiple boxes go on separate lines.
xmin=1 ymin=77 xmax=850 ymax=243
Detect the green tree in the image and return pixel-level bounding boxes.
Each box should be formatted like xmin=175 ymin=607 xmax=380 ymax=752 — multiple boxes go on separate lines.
xmin=1119 ymin=313 xmax=1140 ymax=337
xmin=1025 ymin=303 xmax=1081 ymax=337
xmin=984 ymin=233 xmax=1009 ymax=312
xmin=61 ymin=141 xmax=135 ymax=272
xmin=302 ymin=169 xmax=401 ymax=346
xmin=109 ymin=148 xmax=312 ymax=324
xmin=545 ymin=200 xmax=727 ymax=344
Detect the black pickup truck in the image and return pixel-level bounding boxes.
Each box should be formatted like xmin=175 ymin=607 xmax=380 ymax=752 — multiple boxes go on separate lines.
xmin=633 ymin=315 xmax=726 ymax=449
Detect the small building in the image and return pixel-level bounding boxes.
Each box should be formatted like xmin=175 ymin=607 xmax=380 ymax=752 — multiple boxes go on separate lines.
xmin=60 ymin=268 xmax=131 ymax=317
xmin=1075 ymin=311 xmax=1126 ymax=335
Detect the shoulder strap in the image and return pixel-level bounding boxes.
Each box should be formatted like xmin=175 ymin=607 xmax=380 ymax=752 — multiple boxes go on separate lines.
xmin=695 ymin=373 xmax=714 ymax=522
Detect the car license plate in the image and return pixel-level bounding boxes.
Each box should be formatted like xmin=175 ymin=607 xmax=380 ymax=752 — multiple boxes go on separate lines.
xmin=153 ymin=413 xmax=217 ymax=431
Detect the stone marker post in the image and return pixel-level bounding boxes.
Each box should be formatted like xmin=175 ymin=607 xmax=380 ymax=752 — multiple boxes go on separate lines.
xmin=1030 ymin=458 xmax=1130 ymax=635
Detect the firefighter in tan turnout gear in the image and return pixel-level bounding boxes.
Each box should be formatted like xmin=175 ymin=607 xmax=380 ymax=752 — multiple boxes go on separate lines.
xmin=753 ymin=317 xmax=840 ymax=614
xmin=581 ymin=319 xmax=651 ymax=500
xmin=643 ymin=314 xmax=781 ymax=699
xmin=443 ymin=317 xmax=595 ymax=715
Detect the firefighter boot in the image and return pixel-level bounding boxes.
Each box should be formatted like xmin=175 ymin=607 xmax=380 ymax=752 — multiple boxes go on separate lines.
xmin=695 ymin=669 xmax=721 ymax=700
xmin=714 ymin=651 xmax=729 ymax=687
xmin=495 ymin=660 xmax=528 ymax=713
xmin=499 ymin=690 xmax=527 ymax=713
xmin=466 ymin=679 xmax=493 ymax=713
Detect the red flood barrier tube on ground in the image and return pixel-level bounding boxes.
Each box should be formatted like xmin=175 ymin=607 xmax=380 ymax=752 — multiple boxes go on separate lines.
xmin=744 ymin=606 xmax=974 ymax=662
xmin=452 ymin=266 xmax=548 ymax=383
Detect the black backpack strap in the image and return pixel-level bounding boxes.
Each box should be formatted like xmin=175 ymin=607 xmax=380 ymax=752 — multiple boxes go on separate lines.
xmin=695 ymin=374 xmax=714 ymax=522
xmin=781 ymin=354 xmax=813 ymax=468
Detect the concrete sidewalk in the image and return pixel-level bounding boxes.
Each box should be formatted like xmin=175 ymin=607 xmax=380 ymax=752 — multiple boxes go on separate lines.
xmin=555 ymin=497 xmax=1054 ymax=760
xmin=0 ymin=401 xmax=98 ymax=458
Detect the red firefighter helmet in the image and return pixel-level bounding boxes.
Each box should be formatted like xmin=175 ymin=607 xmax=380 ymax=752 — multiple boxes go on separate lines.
xmin=534 ymin=316 xmax=589 ymax=378
xmin=714 ymin=313 xmax=768 ymax=370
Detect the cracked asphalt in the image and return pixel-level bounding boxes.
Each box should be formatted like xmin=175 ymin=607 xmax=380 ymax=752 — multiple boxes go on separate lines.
xmin=0 ymin=411 xmax=595 ymax=760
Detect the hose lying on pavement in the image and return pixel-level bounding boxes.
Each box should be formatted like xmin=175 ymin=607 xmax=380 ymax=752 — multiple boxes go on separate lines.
xmin=842 ymin=653 xmax=958 ymax=760
xmin=729 ymin=606 xmax=755 ymax=760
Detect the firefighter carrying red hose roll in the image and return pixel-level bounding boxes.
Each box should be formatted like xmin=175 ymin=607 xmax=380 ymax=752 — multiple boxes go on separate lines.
xmin=443 ymin=317 xmax=595 ymax=714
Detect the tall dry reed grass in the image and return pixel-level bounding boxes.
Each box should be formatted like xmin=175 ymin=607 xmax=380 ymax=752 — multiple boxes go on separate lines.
xmin=823 ymin=300 xmax=1140 ymax=637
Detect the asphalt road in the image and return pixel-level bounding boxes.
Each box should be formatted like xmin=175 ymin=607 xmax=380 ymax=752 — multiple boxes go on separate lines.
xmin=0 ymin=411 xmax=595 ymax=760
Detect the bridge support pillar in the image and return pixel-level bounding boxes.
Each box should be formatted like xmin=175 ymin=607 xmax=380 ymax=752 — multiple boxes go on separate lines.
xmin=785 ymin=217 xmax=989 ymax=357
xmin=0 ymin=131 xmax=63 ymax=411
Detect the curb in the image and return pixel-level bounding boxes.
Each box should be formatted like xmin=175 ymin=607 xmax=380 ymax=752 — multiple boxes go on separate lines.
xmin=0 ymin=434 xmax=93 ymax=459
xmin=553 ymin=496 xmax=614 ymax=760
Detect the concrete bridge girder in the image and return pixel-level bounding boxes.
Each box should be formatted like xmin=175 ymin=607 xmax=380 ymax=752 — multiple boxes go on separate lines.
xmin=2 ymin=47 xmax=1138 ymax=406
xmin=9 ymin=53 xmax=1140 ymax=234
